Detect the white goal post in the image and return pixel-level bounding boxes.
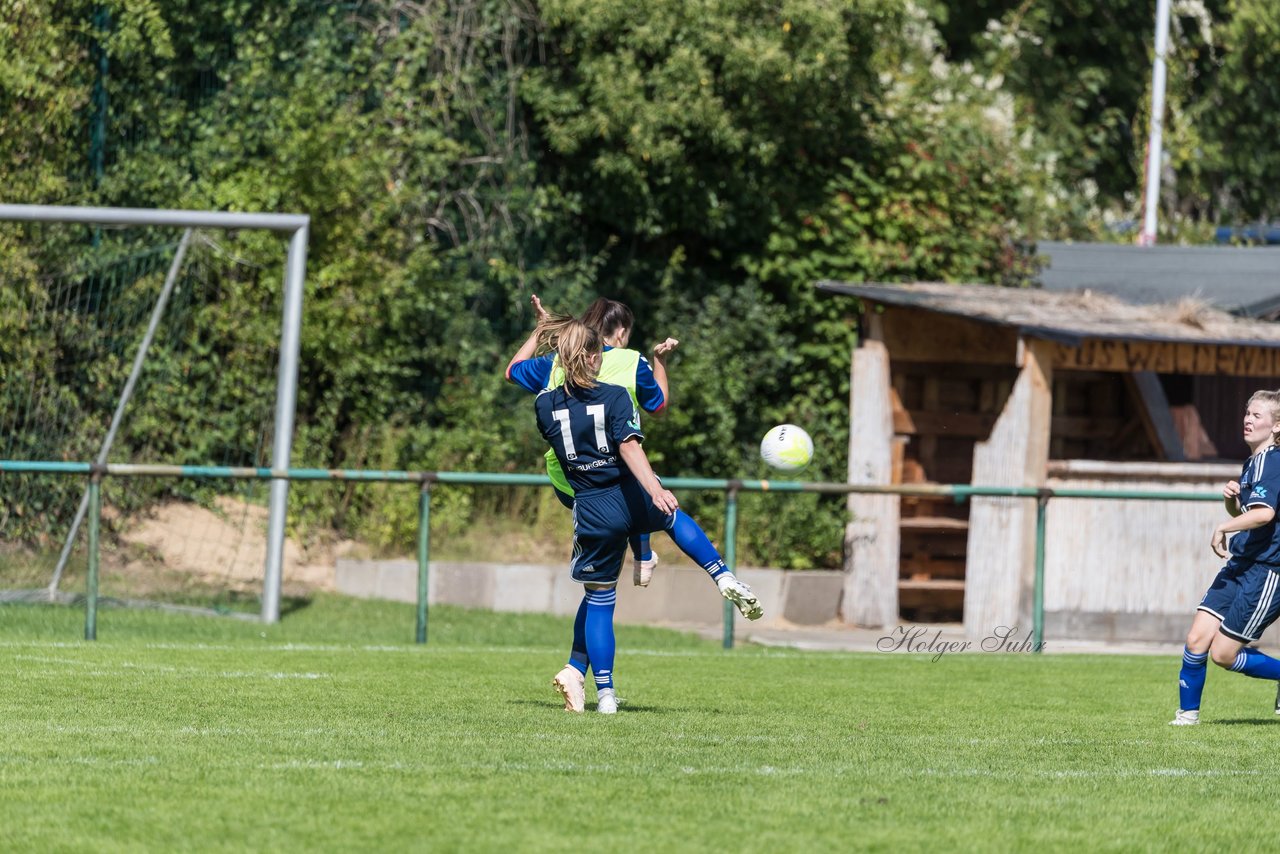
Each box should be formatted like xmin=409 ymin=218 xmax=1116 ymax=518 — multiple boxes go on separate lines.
xmin=0 ymin=204 xmax=309 ymax=624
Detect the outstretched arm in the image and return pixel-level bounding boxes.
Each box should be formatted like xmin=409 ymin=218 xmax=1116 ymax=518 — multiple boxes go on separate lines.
xmin=648 ymin=337 xmax=678 ymax=414
xmin=618 ymin=438 xmax=678 ymax=514
xmin=504 ymin=294 xmax=550 ymax=380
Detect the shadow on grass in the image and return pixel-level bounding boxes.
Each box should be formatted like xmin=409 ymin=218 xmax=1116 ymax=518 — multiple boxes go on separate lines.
xmin=0 ymin=589 xmax=314 ymax=622
xmin=1210 ymin=718 xmax=1280 ymax=726
xmin=507 ymin=698 xmax=669 ymax=715
xmin=279 ymin=596 xmax=312 ymax=618
xmin=192 ymin=593 xmax=312 ymax=619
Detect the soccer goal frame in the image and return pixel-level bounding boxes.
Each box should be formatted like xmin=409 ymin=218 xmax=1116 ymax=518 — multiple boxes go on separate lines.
xmin=0 ymin=204 xmax=309 ymax=624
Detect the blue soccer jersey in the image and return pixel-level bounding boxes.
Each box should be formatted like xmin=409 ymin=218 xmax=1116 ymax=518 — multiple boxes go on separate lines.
xmin=534 ymin=382 xmax=644 ymax=493
xmin=508 ymin=346 xmax=666 ymax=413
xmin=1229 ymin=444 xmax=1280 ymax=566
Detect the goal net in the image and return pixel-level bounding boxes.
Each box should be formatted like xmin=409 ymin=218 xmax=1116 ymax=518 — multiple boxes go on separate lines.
xmin=0 ymin=209 xmax=306 ymax=620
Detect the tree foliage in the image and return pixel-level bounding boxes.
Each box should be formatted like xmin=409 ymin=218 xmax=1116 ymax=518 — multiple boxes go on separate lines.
xmin=934 ymin=0 xmax=1280 ymax=236
xmin=1163 ymin=0 xmax=1280 ymax=223
xmin=523 ymin=0 xmax=892 ymax=257
xmin=936 ymin=0 xmax=1157 ymax=208
xmin=15 ymin=0 xmax=1280 ymax=566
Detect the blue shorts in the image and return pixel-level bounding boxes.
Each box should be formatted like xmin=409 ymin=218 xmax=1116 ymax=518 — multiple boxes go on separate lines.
xmin=1198 ymin=562 xmax=1280 ymax=642
xmin=569 ymin=481 xmax=671 ymax=587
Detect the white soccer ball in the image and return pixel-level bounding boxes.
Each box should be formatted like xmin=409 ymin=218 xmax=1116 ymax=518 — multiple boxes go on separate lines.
xmin=760 ymin=424 xmax=813 ymax=471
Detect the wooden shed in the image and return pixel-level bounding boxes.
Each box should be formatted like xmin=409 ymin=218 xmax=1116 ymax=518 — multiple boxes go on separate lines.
xmin=819 ymin=281 xmax=1280 ymax=642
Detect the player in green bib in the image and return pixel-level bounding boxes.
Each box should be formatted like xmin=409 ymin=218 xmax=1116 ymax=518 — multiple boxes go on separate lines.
xmin=508 ymin=296 xmax=677 ymax=586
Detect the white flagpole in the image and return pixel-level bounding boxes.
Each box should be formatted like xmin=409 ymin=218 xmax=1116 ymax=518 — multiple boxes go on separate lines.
xmin=1140 ymin=0 xmax=1172 ymax=246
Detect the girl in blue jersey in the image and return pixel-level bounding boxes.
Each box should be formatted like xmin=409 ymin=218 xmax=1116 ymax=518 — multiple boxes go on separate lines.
xmin=531 ymin=314 xmax=762 ymax=714
xmin=1172 ymin=390 xmax=1280 ymax=725
xmin=507 ymin=295 xmax=675 ymax=586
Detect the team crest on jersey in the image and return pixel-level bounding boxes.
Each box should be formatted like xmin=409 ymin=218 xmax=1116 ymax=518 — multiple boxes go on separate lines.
xmin=1254 ymin=486 xmax=1268 ymax=499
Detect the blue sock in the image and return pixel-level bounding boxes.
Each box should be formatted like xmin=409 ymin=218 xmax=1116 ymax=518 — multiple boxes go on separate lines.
xmin=584 ymin=587 xmax=617 ymax=691
xmin=665 ymin=510 xmax=728 ymax=581
xmin=568 ymin=596 xmax=589 ymax=675
xmin=629 ymin=534 xmax=652 ymax=562
xmin=1178 ymin=646 xmax=1208 ymax=711
xmin=1230 ymin=646 xmax=1280 ymax=680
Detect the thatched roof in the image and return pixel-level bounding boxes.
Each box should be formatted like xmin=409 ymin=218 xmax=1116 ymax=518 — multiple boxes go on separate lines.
xmin=816 ymin=281 xmax=1280 ymax=348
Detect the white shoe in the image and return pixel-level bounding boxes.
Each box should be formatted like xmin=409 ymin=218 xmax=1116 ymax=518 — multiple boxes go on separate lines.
xmin=717 ymin=574 xmax=764 ymax=621
xmin=597 ymin=688 xmax=618 ymax=715
xmin=1169 ymin=709 xmax=1200 ymax=726
xmin=553 ymin=666 xmax=585 ymax=714
xmin=633 ymin=553 xmax=658 ymax=587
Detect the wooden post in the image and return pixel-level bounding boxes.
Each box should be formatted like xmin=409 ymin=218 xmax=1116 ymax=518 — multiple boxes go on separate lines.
xmin=842 ymin=338 xmax=899 ymax=628
xmin=964 ymin=337 xmax=1053 ymax=639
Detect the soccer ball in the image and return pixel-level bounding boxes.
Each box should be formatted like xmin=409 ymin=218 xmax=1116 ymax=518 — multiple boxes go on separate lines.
xmin=760 ymin=424 xmax=813 ymax=471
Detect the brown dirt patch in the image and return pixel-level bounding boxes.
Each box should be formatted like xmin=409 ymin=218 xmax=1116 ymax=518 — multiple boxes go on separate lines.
xmin=118 ymin=497 xmax=349 ymax=596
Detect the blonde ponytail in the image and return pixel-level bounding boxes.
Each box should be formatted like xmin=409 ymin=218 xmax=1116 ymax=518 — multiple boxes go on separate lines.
xmin=536 ymin=313 xmax=601 ymax=391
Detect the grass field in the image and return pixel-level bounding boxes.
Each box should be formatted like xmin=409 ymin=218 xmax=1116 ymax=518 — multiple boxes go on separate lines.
xmin=2 ymin=596 xmax=1278 ymax=852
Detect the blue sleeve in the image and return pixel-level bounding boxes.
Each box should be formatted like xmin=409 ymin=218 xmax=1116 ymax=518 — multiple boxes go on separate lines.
xmin=608 ymin=387 xmax=644 ymax=446
xmin=634 ymin=355 xmax=665 ymax=412
xmin=507 ymin=354 xmax=554 ymax=394
xmin=1245 ymin=458 xmax=1280 ymax=511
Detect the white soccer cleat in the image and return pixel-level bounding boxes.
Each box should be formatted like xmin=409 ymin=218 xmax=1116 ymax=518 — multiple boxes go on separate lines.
xmin=597 ymin=687 xmax=618 ymax=715
xmin=717 ymin=574 xmax=764 ymax=621
xmin=553 ymin=666 xmax=585 ymax=714
xmin=1169 ymin=709 xmax=1200 ymax=726
xmin=633 ymin=553 xmax=658 ymax=587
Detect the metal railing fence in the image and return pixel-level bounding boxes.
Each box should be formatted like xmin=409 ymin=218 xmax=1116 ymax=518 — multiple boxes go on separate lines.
xmin=0 ymin=460 xmax=1225 ymax=649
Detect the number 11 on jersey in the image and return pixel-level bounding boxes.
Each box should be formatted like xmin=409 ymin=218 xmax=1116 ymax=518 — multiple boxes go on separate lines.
xmin=551 ymin=404 xmax=610 ymax=461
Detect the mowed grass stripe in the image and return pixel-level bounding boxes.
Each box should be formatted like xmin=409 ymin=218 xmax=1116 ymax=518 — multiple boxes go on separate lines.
xmin=2 ymin=598 xmax=1279 ymax=851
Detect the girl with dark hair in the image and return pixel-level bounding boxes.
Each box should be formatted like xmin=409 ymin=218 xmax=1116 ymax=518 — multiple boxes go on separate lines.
xmin=507 ymin=295 xmax=676 ymax=585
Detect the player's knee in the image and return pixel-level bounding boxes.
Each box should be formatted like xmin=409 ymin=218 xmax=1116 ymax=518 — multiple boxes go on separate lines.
xmin=1210 ymin=645 xmax=1239 ymax=669
xmin=1184 ymin=630 xmax=1212 ymax=653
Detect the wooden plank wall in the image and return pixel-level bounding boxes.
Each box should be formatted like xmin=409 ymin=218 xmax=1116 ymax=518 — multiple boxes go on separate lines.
xmin=1043 ymin=461 xmax=1236 ymax=640
xmin=846 ymin=303 xmax=1280 ymax=632
xmin=1192 ymin=375 xmax=1280 ymax=460
xmin=879 ymin=306 xmax=1018 ymax=365
xmin=880 ymin=307 xmax=1023 ymax=623
xmin=1049 ymin=371 xmax=1160 ymax=461
xmin=891 ymin=364 xmax=1014 ymax=621
xmin=1052 ymin=339 xmax=1280 ymax=376
xmin=843 ymin=339 xmax=899 ymax=628
xmin=964 ymin=339 xmax=1053 ymax=639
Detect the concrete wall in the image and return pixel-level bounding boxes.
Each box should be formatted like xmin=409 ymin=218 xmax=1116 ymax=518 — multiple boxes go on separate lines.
xmin=334 ymin=559 xmax=844 ymax=629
